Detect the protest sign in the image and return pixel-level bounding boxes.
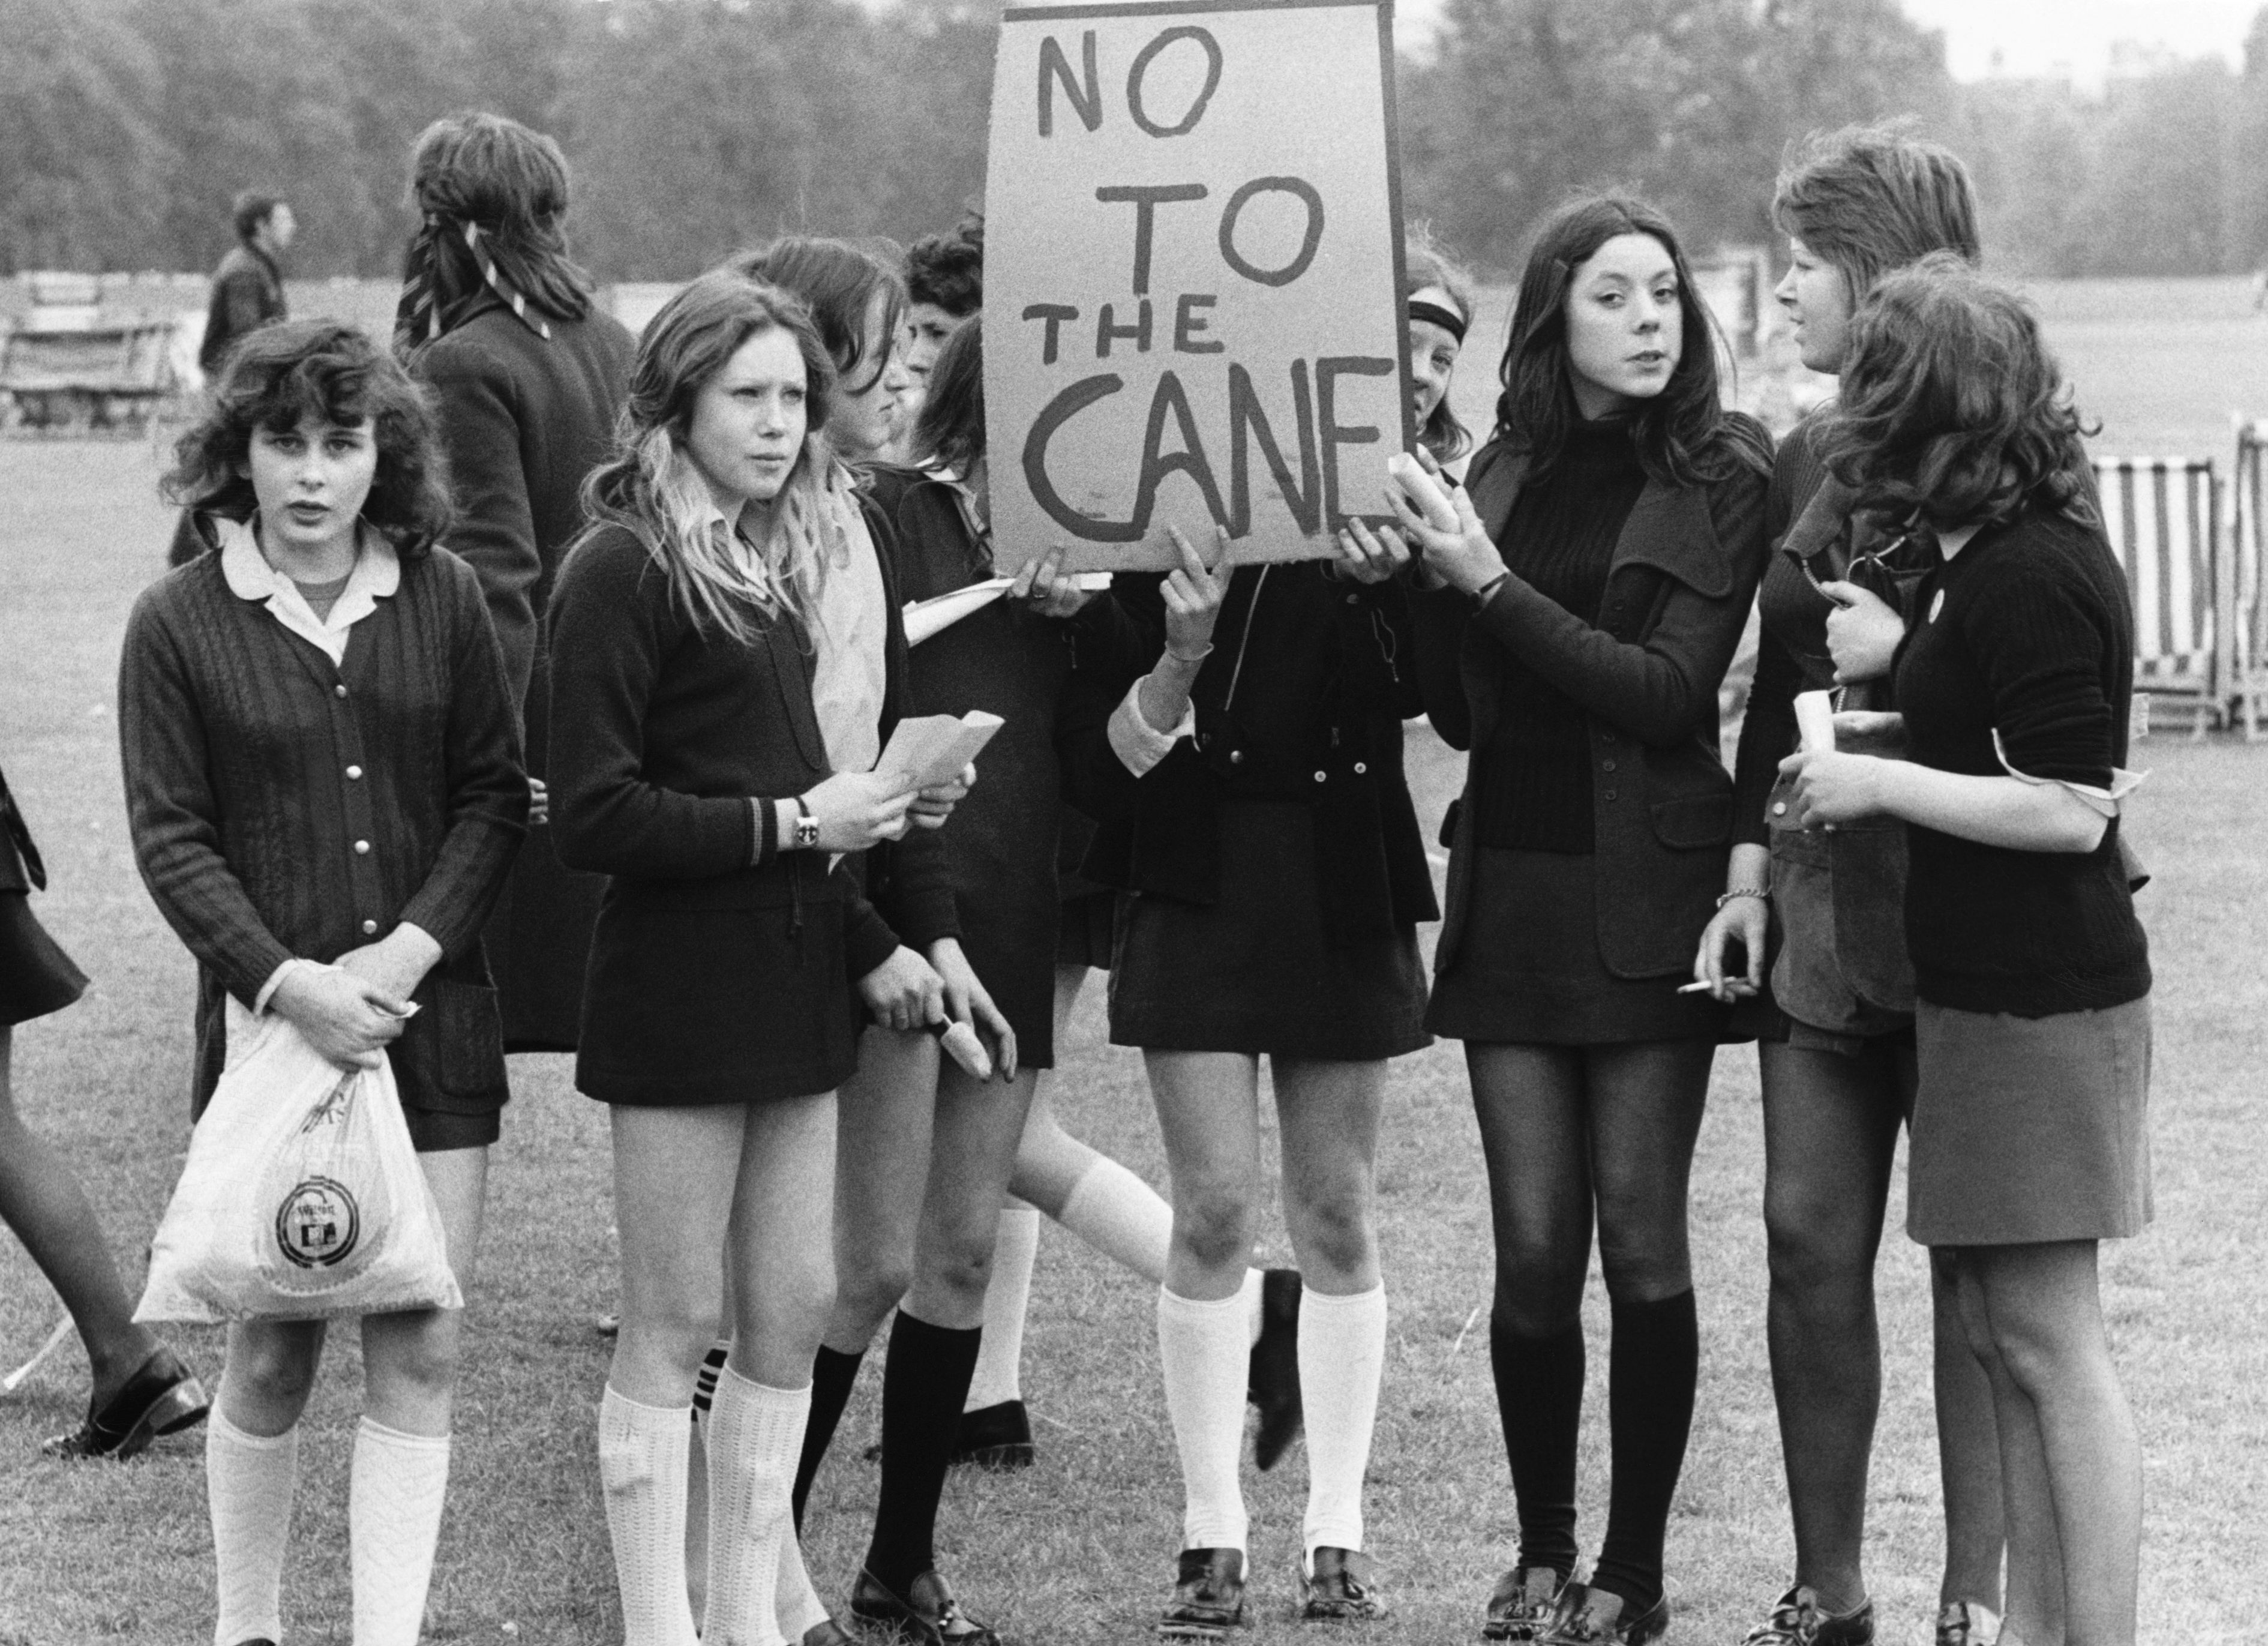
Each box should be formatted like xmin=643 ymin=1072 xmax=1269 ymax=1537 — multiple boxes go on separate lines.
xmin=984 ymin=0 xmax=1412 ymax=572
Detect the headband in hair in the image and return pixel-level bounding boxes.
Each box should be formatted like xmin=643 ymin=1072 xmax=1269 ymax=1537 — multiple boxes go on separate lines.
xmin=394 ymin=216 xmax=553 ymax=356
xmin=1408 ymin=298 xmax=1468 ymax=343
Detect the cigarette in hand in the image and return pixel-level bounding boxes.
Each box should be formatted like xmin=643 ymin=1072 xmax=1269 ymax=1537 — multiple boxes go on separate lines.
xmin=929 ymin=1018 xmax=994 ymax=1080
xmin=1675 ymin=981 xmax=1716 ymax=994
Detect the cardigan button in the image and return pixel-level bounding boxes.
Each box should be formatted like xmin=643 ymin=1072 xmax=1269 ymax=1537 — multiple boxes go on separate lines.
xmin=1602 ymin=758 xmax=1618 ymax=773
xmin=334 ymin=683 xmax=348 ymax=698
xmin=361 ymin=919 xmax=379 ymax=935
xmin=1345 ymin=593 xmax=1360 ymax=605
xmin=1353 ymin=761 xmax=1367 ymax=775
xmin=1601 ymin=730 xmax=1616 ymax=743
xmin=353 ymin=840 xmax=371 ymax=855
xmin=1228 ymin=749 xmax=1244 ymax=766
xmin=1603 ymin=788 xmax=1619 ymax=801
xmin=1312 ymin=770 xmax=1327 ymax=783
xmin=345 ymin=764 xmax=362 ymax=780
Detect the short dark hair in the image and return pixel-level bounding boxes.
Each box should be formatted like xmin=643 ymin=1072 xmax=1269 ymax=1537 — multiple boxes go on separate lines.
xmin=1494 ymin=191 xmax=1769 ymax=486
xmin=913 ymin=316 xmax=983 ymax=477
xmin=164 ymin=320 xmax=455 ymax=555
xmin=406 ymin=111 xmax=594 ymax=324
xmin=905 ymin=217 xmax=984 ymax=317
xmin=232 ymin=191 xmax=284 ymax=244
xmin=1772 ymin=124 xmax=1981 ymax=305
xmin=1822 ymin=254 xmax=2098 ymax=533
xmin=731 ymin=236 xmax=906 ymax=395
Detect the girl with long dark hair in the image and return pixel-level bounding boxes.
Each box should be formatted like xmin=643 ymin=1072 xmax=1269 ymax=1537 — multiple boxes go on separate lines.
xmin=1693 ymin=126 xmax=2006 ymax=1646
xmin=1391 ymin=193 xmax=1772 ymax=1645
xmin=124 ymin=319 xmax=527 ymax=1646
xmin=1782 ymin=256 xmax=2150 ymax=1646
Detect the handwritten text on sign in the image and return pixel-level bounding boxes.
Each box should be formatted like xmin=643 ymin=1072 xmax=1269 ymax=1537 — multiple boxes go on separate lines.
xmin=985 ymin=0 xmax=1411 ymax=572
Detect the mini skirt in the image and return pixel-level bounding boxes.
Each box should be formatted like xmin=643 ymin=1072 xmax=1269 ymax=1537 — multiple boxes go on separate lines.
xmin=1907 ymin=994 xmax=2152 ymax=1246
xmin=0 ymin=892 xmax=88 ymax=1027
xmin=1109 ymin=801 xmax=1429 ymax=1062
xmin=1056 ymin=889 xmax=1120 ymax=973
xmin=1427 ymin=848 xmax=1726 ymax=1045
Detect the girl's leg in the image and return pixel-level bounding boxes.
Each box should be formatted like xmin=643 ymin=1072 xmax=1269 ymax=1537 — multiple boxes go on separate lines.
xmin=1948 ymin=1252 xmax=2065 ymax=1646
xmin=1933 ymin=1247 xmax=2009 ymax=1617
xmin=705 ymin=1093 xmax=836 ymax=1646
xmin=606 ymin=1103 xmax=751 ymax=1646
xmin=1585 ymin=1039 xmax=1714 ymax=1617
xmin=1273 ymin=1057 xmax=1388 ymax=1569
xmin=0 ymin=1026 xmax=167 ymax=1405
xmin=860 ymin=1063 xmax=1039 ymax=1602
xmin=353 ymin=1146 xmax=489 ymax=1646
xmin=210 ymin=1317 xmax=325 ymax=1646
xmin=1756 ymin=1041 xmax=1904 ymax=1614
xmin=1148 ymin=1050 xmax=1266 ymax=1558
xmin=1964 ymin=1242 xmax=2139 ymax=1646
xmin=1467 ymin=1043 xmax=1594 ymax=1586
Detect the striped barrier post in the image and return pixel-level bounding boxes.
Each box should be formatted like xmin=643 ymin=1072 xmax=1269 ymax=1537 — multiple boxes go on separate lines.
xmin=2230 ymin=423 xmax=2266 ymax=739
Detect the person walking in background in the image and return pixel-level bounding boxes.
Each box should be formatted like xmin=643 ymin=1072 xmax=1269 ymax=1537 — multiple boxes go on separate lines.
xmin=546 ymin=269 xmax=966 ymax=1646
xmin=890 ymin=217 xmax=982 ymax=453
xmin=398 ymin=111 xmax=635 ymax=1056
xmin=1393 ymin=193 xmax=1772 ymax=1645
xmin=125 ymin=319 xmax=527 ymax=1646
xmin=0 ymin=759 xmax=209 ymax=1461
xmin=1782 ymin=256 xmax=2152 ymax=1646
xmin=1694 ymin=125 xmax=2008 ymax=1646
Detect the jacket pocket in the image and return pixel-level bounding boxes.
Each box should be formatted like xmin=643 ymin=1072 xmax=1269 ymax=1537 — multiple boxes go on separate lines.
xmin=429 ymin=979 xmax=508 ymax=1105
xmin=1648 ymin=793 xmax=1731 ymax=850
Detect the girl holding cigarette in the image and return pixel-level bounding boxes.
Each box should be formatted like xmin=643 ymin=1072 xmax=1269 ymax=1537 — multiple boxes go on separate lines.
xmin=1778 ymin=255 xmax=2149 ymax=1646
xmin=1693 ymin=126 xmax=2006 ymax=1646
xmin=1388 ymin=192 xmax=1772 ymax=1645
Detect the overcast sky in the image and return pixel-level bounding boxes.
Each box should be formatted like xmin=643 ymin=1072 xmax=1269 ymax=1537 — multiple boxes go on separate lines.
xmin=1391 ymin=0 xmax=2257 ymax=85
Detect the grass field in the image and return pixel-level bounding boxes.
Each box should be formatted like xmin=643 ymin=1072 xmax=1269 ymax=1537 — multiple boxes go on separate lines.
xmin=1 ymin=425 xmax=2263 ymax=1641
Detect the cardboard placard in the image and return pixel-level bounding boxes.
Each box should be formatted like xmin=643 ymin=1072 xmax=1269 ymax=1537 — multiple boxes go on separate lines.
xmin=985 ymin=0 xmax=1412 ymax=572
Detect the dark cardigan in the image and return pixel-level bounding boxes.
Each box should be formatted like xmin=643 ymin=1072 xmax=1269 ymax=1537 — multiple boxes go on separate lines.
xmin=1061 ymin=558 xmax=1438 ymax=948
xmin=119 ymin=548 xmax=529 ymax=1120
xmin=1413 ymin=425 xmax=1773 ymax=979
xmin=415 ymin=292 xmax=635 ymax=1050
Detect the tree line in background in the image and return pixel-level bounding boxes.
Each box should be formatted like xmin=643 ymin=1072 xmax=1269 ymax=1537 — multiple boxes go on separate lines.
xmin=3 ymin=0 xmax=2264 ymax=284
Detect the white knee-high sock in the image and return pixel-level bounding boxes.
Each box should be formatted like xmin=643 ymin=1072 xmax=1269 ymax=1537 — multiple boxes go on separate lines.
xmin=349 ymin=1417 xmax=452 ymax=1646
xmin=1058 ymin=1159 xmax=1172 ymax=1282
xmin=208 ymin=1410 xmax=299 ymax=1646
xmin=599 ymin=1386 xmax=701 ymax=1646
xmin=964 ymin=1206 xmax=1042 ymax=1412
xmin=1298 ymin=1284 xmax=1387 ymax=1559
xmin=1157 ymin=1287 xmax=1251 ymax=1554
xmin=775 ymin=1529 xmax=832 ymax=1641
xmin=701 ymin=1368 xmax=811 ymax=1646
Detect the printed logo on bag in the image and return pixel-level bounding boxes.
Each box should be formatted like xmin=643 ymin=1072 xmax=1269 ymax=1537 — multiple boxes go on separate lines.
xmin=298 ymin=1074 xmax=356 ymax=1132
xmin=275 ymin=1176 xmax=361 ymax=1268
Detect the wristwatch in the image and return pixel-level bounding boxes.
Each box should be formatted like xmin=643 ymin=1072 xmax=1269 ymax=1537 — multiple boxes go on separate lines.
xmin=792 ymin=796 xmax=820 ymax=851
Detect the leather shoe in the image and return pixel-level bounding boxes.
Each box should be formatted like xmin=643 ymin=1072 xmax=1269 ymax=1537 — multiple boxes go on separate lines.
xmin=1247 ymin=1268 xmax=1303 ymax=1470
xmin=949 ymin=1399 xmax=1035 ymax=1471
xmin=1538 ymin=1584 xmax=1669 ymax=1646
xmin=1482 ymin=1564 xmax=1568 ymax=1641
xmin=850 ymin=1567 xmax=998 ymax=1645
xmin=1300 ymin=1546 xmax=1384 ymax=1621
xmin=43 ymin=1345 xmax=209 ymax=1461
xmin=1739 ymin=1585 xmax=1874 ymax=1646
xmin=1160 ymin=1547 xmax=1249 ymax=1639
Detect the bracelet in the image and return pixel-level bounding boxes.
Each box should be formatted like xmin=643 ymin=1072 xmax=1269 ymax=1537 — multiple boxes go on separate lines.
xmin=1165 ymin=643 xmax=1214 ymax=665
xmin=1715 ymin=888 xmax=1769 ymax=909
xmin=1472 ymin=570 xmax=1510 ymax=605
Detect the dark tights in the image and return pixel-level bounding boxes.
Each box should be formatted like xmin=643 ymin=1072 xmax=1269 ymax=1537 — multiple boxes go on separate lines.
xmin=1469 ymin=1039 xmax=1714 ymax=1614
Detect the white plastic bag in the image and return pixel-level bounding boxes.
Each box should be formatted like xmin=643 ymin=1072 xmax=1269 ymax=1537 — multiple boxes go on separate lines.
xmin=136 ymin=1014 xmax=462 ymax=1324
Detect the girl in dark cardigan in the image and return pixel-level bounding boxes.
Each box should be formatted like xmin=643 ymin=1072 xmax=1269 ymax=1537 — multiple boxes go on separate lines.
xmin=1390 ymin=194 xmax=1772 ymax=1646
xmin=1694 ymin=128 xmax=2005 ymax=1646
xmin=550 ymin=271 xmax=972 ymax=1646
xmin=122 ymin=321 xmax=527 ymax=1646
xmin=398 ymin=111 xmax=636 ymax=1054
xmin=1780 ymin=259 xmax=2150 ymax=1646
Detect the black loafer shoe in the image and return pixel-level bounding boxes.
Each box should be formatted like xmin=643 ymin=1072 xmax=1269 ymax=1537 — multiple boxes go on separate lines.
xmin=850 ymin=1567 xmax=999 ymax=1645
xmin=1739 ymin=1585 xmax=1875 ymax=1646
xmin=43 ymin=1346 xmax=209 ymax=1461
xmin=1160 ymin=1548 xmax=1250 ymax=1640
xmin=1482 ymin=1564 xmax=1569 ymax=1641
xmin=1247 ymin=1269 xmax=1303 ymax=1471
xmin=949 ymin=1399 xmax=1036 ymax=1471
xmin=1538 ymin=1584 xmax=1669 ymax=1646
xmin=1300 ymin=1547 xmax=1384 ymax=1621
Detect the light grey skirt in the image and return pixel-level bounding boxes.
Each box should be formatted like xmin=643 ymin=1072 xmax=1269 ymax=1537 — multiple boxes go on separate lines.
xmin=1907 ymin=994 xmax=2152 ymax=1246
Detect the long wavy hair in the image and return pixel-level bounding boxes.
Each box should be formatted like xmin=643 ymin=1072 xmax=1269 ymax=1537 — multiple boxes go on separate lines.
xmin=1493 ymin=192 xmax=1768 ymax=485
xmin=577 ymin=271 xmax=843 ymax=643
xmin=1405 ymin=224 xmax=1478 ymax=461
xmin=164 ymin=320 xmax=454 ymax=556
xmin=912 ymin=316 xmax=983 ymax=481
xmin=1821 ymin=254 xmax=2098 ymax=533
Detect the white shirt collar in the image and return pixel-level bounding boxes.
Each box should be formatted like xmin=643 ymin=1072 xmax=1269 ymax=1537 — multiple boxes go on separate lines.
xmin=218 ymin=517 xmax=401 ymax=665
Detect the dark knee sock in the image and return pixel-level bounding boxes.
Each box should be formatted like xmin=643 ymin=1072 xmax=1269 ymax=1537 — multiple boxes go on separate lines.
xmin=863 ymin=1311 xmax=983 ymax=1596
xmin=792 ymin=1344 xmax=866 ymax=1532
xmin=1489 ymin=1310 xmax=1585 ymax=1580
xmin=1591 ymin=1290 xmax=1698 ymax=1614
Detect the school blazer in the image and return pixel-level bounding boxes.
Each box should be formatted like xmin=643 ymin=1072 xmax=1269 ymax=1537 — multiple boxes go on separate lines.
xmin=1413 ymin=432 xmax=1772 ymax=978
